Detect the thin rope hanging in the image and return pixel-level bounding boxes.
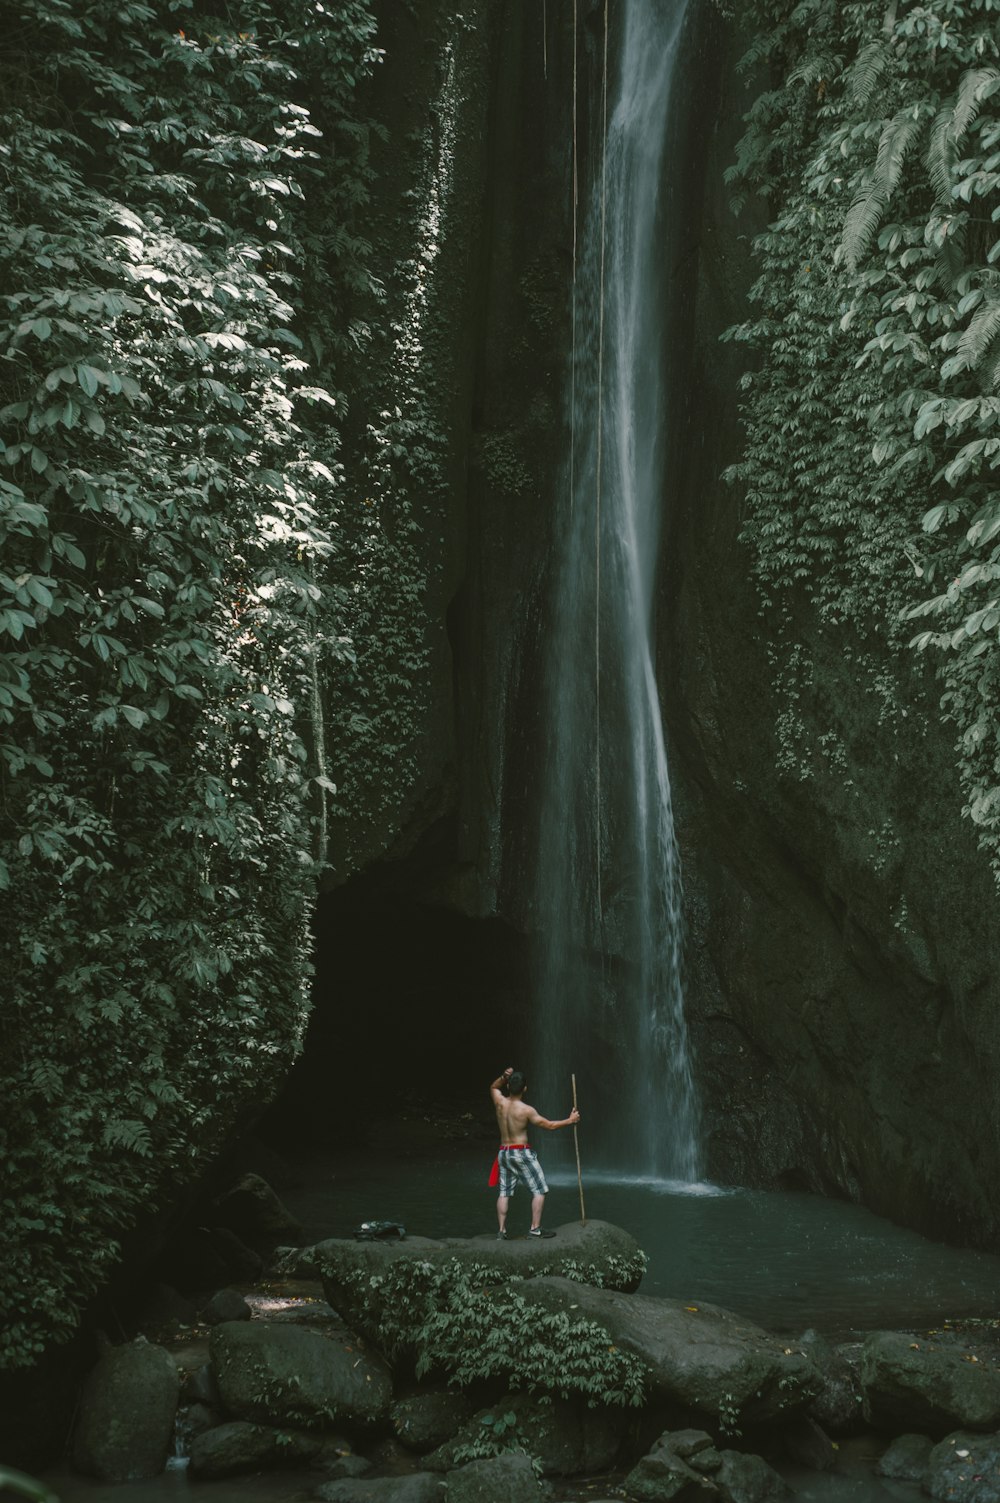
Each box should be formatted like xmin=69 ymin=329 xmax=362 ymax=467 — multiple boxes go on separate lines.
xmin=594 ymin=0 xmax=609 ymax=929
xmin=569 ymin=0 xmax=578 ymax=517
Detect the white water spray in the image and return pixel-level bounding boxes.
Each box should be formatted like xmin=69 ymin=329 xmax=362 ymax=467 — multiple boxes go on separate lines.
xmin=534 ymin=0 xmax=698 ymax=1181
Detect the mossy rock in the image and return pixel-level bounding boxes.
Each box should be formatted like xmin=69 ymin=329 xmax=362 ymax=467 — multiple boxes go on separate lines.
xmin=313 ymin=1219 xmax=645 ymax=1328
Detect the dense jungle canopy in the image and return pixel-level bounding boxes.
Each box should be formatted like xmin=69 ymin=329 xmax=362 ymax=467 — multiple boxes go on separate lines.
xmin=3 ymin=0 xmax=1000 ymax=1378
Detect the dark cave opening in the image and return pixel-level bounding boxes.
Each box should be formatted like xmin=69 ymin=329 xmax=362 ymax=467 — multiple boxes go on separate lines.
xmin=260 ymin=869 xmax=534 ymax=1152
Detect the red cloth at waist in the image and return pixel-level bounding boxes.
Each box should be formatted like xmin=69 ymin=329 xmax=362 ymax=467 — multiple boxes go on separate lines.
xmin=489 ymin=1145 xmax=531 ymax=1188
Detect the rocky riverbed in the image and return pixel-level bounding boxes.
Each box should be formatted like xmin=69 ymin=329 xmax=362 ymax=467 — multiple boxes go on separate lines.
xmin=56 ymin=1206 xmax=1000 ymax=1503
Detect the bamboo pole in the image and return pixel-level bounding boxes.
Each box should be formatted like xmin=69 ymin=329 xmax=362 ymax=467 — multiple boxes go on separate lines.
xmin=572 ymin=1073 xmax=586 ymax=1225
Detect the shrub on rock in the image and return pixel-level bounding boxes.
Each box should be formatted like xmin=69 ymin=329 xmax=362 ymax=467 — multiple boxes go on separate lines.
xmin=315 ymin=1221 xmax=646 ymax=1325
xmin=314 ymin=1259 xmax=647 ymax=1409
xmin=514 ymin=1279 xmax=819 ymax=1427
xmin=426 ymin=1392 xmax=624 ymax=1476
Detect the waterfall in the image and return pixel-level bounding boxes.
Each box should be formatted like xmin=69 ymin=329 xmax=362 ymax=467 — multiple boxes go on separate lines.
xmin=532 ymin=0 xmax=698 ymax=1182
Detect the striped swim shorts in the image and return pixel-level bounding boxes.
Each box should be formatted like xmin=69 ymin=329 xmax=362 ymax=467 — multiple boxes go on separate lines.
xmin=498 ymin=1147 xmax=549 ymax=1199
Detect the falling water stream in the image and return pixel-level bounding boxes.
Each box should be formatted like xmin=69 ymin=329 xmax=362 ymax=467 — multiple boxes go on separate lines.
xmin=534 ymin=0 xmax=697 ymax=1180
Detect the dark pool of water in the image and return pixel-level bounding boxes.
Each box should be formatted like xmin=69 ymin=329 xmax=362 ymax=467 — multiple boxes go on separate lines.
xmin=281 ymin=1140 xmax=1000 ymax=1338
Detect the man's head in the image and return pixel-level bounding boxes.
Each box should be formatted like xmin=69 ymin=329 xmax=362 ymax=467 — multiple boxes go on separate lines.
xmin=507 ymin=1071 xmax=526 ymax=1097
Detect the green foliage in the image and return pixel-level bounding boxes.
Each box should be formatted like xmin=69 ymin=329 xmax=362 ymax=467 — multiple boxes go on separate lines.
xmin=320 ymin=43 xmax=464 ymax=876
xmin=726 ymin=0 xmax=1000 ymax=876
xmin=481 ymin=430 xmax=532 ymax=497
xmin=0 ymin=0 xmax=380 ymax=1367
xmin=549 ymin=1251 xmax=648 ymax=1289
xmin=716 ymin=1390 xmax=742 ymax=1440
xmin=336 ymin=1259 xmax=648 ymax=1408
xmin=449 ymin=1409 xmax=530 ymax=1467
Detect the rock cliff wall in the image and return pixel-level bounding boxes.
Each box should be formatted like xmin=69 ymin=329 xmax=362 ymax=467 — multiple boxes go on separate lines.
xmin=663 ymin=9 xmax=1000 ymax=1242
xmin=301 ymin=0 xmax=1000 ymax=1250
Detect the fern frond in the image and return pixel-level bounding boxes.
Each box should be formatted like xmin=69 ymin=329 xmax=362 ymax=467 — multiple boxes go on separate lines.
xmin=841 ymin=108 xmax=926 ymax=271
xmin=982 ymin=335 xmax=1000 ymax=392
xmin=841 ymin=175 xmax=889 ymax=272
xmin=934 ymin=233 xmax=967 ymax=294
xmin=788 ymin=52 xmax=841 ymax=88
xmin=927 ymin=107 xmax=958 ymax=204
xmin=875 ymin=106 xmax=926 ymax=199
xmin=946 ymin=292 xmax=1000 ymax=380
xmin=953 ymin=67 xmax=1000 ymax=144
xmin=928 ymin=69 xmax=1000 ymax=204
xmin=847 ymin=41 xmax=888 ymax=108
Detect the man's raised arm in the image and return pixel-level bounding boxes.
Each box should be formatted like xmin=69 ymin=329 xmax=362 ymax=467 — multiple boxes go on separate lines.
xmin=490 ymin=1066 xmax=514 ymax=1101
xmin=527 ymin=1106 xmax=581 ymax=1130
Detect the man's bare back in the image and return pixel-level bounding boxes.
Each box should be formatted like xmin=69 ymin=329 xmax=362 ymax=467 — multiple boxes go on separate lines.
xmin=495 ymin=1091 xmax=536 ymax=1144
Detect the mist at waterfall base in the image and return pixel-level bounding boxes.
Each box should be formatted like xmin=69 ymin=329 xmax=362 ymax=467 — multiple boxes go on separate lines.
xmin=530 ymin=0 xmax=696 ymax=1180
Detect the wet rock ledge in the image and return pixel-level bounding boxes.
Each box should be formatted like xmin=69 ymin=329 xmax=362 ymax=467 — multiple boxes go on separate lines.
xmin=281 ymin=1216 xmax=648 ymax=1294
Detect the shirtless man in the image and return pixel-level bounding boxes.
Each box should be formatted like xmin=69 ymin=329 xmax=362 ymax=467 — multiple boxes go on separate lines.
xmin=489 ymin=1066 xmax=580 ymax=1238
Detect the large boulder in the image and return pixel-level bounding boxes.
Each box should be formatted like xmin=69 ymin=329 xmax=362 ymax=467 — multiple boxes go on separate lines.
xmin=425 ymin=1392 xmax=624 ymax=1476
xmin=623 ymin=1446 xmax=713 ymax=1501
xmin=513 ymin=1279 xmax=820 ymax=1426
xmin=325 ymin=1456 xmax=374 ymax=1479
xmin=188 ymin=1361 xmax=221 ymax=1407
xmin=715 ymin=1453 xmax=790 ymax=1503
xmin=624 ymin=1439 xmax=789 ymax=1503
xmin=444 ymin=1454 xmax=542 ymax=1503
xmin=191 ymin=1419 xmax=356 ymax=1477
xmin=189 ymin=1421 xmax=280 ymax=1478
xmin=875 ymin=1433 xmax=934 ymax=1482
xmin=392 ymin=1391 xmax=474 ymax=1453
xmin=214 ymin=1172 xmax=304 ymax=1253
xmin=202 ymin=1288 xmax=252 ymax=1325
xmin=780 ymin=1415 xmax=839 ymax=1472
xmin=860 ymin=1333 xmax=1000 ymax=1434
xmin=314 ymin=1221 xmax=644 ymax=1324
xmin=925 ymin=1430 xmax=1000 ymax=1503
xmin=72 ymin=1338 xmax=179 ymax=1481
xmin=210 ymin=1320 xmax=392 ymax=1430
xmin=797 ymin=1332 xmax=863 ymax=1435
xmin=317 ymin=1477 xmax=445 ymax=1503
